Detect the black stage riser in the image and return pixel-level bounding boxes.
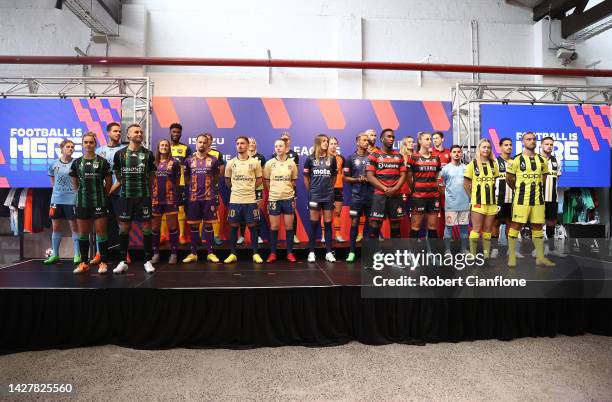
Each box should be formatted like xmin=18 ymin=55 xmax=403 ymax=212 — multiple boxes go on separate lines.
xmin=1 ymin=289 xmax=610 ymax=353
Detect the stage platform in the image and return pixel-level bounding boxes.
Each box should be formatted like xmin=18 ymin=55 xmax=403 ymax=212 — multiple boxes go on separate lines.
xmin=1 ymin=248 xmax=611 ymax=353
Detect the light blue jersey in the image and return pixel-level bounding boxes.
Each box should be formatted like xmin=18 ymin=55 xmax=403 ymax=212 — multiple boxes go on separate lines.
xmin=48 ymin=159 xmax=76 ymax=205
xmin=440 ymin=162 xmax=470 ymax=211
xmin=97 ymin=143 xmax=126 ymax=184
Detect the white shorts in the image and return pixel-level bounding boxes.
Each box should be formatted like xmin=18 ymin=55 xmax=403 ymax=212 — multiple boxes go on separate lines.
xmin=445 ymin=210 xmax=470 ymax=226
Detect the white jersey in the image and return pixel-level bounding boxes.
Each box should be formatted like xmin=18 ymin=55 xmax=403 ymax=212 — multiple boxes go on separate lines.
xmin=494 ymin=156 xmax=513 ymax=204
xmin=543 ymin=154 xmax=561 ymax=203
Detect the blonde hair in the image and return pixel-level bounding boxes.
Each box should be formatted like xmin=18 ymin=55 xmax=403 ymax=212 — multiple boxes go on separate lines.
xmin=399 ymin=136 xmax=414 ymax=161
xmin=476 ymin=138 xmax=494 ymax=163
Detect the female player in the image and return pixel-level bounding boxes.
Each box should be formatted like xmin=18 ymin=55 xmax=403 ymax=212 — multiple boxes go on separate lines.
xmin=151 ymin=139 xmax=181 ymax=264
xmin=303 ymin=134 xmax=337 ymax=262
xmin=44 ymin=139 xmax=80 ymax=265
xmin=406 ymin=132 xmax=441 ymax=241
xmin=69 ymin=132 xmax=112 ymax=274
xmin=464 ymin=138 xmax=499 ymax=259
xmin=399 ymin=136 xmax=415 ymax=237
xmin=263 ymin=139 xmax=298 ymax=263
xmin=328 ymin=136 xmax=345 ymax=243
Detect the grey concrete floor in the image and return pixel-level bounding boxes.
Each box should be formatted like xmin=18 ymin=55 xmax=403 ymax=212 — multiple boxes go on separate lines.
xmin=1 ymin=335 xmax=611 ymax=401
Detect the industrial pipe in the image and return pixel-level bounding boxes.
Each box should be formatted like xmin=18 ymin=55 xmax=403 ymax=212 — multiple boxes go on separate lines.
xmin=1 ymin=56 xmax=612 ymax=77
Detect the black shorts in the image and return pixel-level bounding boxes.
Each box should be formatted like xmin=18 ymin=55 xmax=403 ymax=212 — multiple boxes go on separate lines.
xmin=118 ymin=197 xmax=152 ymax=222
xmin=545 ymin=202 xmax=558 ymax=221
xmin=76 ymin=206 xmax=108 ymax=220
xmin=108 ymin=194 xmax=121 ymax=216
xmin=496 ymin=203 xmax=512 ymax=220
xmin=49 ymin=204 xmax=76 ymax=220
xmin=334 ymin=188 xmax=343 ymax=203
xmin=410 ymin=197 xmax=440 ymax=214
xmin=370 ymin=194 xmax=405 ymax=221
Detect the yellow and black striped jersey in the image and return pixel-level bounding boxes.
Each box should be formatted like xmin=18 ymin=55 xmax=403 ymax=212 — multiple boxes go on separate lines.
xmin=506 ymin=153 xmax=548 ymax=206
xmin=464 ymin=159 xmax=499 ymax=206
xmin=495 ymin=156 xmax=513 ymax=204
xmin=542 ymin=154 xmax=561 ymax=203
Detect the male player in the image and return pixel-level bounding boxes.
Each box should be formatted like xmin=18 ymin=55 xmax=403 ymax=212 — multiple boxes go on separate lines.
xmin=169 ymin=122 xmax=192 ymax=245
xmin=491 ymin=137 xmax=519 ymax=259
xmin=238 ymin=137 xmax=266 ymax=245
xmin=344 ymin=133 xmax=372 ymax=262
xmin=366 ymin=129 xmax=407 ymax=240
xmin=506 ymin=132 xmax=555 ymax=267
xmin=90 ymin=122 xmax=126 ymax=265
xmin=182 ymin=134 xmax=223 ymax=263
xmin=224 ymin=136 xmax=264 ymax=264
xmin=365 ymin=128 xmax=380 ymax=154
xmin=439 ymin=145 xmax=470 ymax=253
xmin=540 ymin=136 xmax=566 ymax=257
xmin=204 ymin=133 xmax=225 ymax=246
xmin=112 ymin=124 xmax=157 ymax=274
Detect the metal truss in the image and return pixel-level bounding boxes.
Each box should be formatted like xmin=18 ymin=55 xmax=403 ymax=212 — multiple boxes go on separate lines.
xmin=451 ymin=82 xmax=612 ymax=156
xmin=0 ymin=77 xmax=152 ymax=146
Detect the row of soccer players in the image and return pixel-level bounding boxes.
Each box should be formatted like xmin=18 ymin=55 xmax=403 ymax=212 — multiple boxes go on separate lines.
xmin=45 ymin=122 xmax=557 ymax=273
xmin=45 ymin=121 xmax=452 ymax=273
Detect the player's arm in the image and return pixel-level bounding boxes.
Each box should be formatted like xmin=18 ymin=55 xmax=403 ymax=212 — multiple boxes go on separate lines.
xmin=329 ymin=157 xmax=337 ymax=189
xmin=343 ymin=159 xmax=358 ymax=184
xmin=112 ymin=152 xmax=122 ymax=187
xmin=69 ymin=163 xmax=78 ymax=190
xmin=388 ymin=170 xmax=406 ymax=195
xmin=463 ymin=161 xmax=473 ymax=195
xmin=463 ymin=177 xmax=472 ymax=196
xmin=366 ymin=171 xmax=386 ymax=193
xmin=255 ymin=163 xmax=263 ymax=188
xmin=303 ymin=158 xmax=311 ymax=190
xmin=506 ymin=173 xmax=516 ymax=191
xmin=224 ymin=160 xmax=232 ymax=189
xmin=104 ymin=175 xmax=113 ymax=196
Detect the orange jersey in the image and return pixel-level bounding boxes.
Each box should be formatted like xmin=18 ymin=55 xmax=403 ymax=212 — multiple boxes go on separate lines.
xmin=333 ymin=154 xmax=345 ymax=188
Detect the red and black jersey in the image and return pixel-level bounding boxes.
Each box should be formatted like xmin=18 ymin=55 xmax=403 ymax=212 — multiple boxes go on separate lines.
xmin=407 ymin=153 xmax=441 ymax=198
xmin=432 ymin=147 xmax=451 ymax=168
xmin=366 ymin=150 xmax=406 ymax=195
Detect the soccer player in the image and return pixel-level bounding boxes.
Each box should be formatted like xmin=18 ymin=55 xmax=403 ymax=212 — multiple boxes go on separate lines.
xmin=224 ymin=136 xmax=264 ymax=264
xmin=367 ymin=129 xmax=407 ymax=240
xmin=151 ymin=139 xmax=181 ymax=264
xmin=112 ymin=124 xmax=157 ymax=274
xmin=406 ymin=132 xmax=441 ymax=241
xmin=365 ymin=128 xmax=380 ymax=154
xmin=272 ymin=131 xmax=301 ymax=245
xmin=328 ymin=136 xmax=345 ymax=242
xmin=432 ymin=131 xmax=451 ymax=238
xmin=182 ymin=134 xmax=223 ymax=263
xmin=491 ymin=137 xmax=518 ymax=259
xmin=169 ymin=122 xmax=192 ymax=245
xmin=45 ymin=139 xmax=80 ymax=265
xmin=463 ymin=139 xmax=499 ymax=258
xmin=263 ymin=138 xmax=298 ymax=263
xmin=304 ymin=134 xmax=337 ymax=262
xmin=91 ymin=122 xmax=126 ymax=265
xmin=506 ymin=132 xmax=555 ymax=267
xmin=238 ymin=137 xmax=266 ymax=245
xmin=69 ymin=132 xmax=112 ymax=274
xmin=440 ymin=145 xmax=470 ymax=253
xmin=344 ymin=133 xmax=372 ymax=262
xmin=399 ymin=136 xmax=415 ymax=237
xmin=204 ymin=133 xmax=226 ymax=246
xmin=540 ymin=136 xmax=566 ymax=257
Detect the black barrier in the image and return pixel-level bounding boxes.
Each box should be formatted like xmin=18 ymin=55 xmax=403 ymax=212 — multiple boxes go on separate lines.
xmin=360 ymin=238 xmax=612 ymax=299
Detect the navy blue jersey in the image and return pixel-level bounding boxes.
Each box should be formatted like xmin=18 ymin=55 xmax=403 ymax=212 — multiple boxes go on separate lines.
xmin=344 ymin=152 xmax=371 ymax=203
xmin=303 ymin=155 xmax=337 ymax=203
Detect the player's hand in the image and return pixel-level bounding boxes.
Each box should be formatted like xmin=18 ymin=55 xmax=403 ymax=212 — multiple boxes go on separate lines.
xmin=384 ymin=187 xmax=394 ymax=196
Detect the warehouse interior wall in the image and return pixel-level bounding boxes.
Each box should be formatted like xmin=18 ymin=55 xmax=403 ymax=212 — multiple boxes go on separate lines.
xmin=2 ymin=0 xmax=612 ymax=99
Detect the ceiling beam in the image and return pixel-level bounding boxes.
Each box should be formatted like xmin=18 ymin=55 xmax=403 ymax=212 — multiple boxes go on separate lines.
xmin=533 ymin=0 xmax=582 ymax=21
xmin=562 ymin=0 xmax=612 ymax=37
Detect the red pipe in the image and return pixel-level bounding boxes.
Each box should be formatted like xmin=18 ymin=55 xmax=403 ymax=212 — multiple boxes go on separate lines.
xmin=1 ymin=55 xmax=612 ymax=77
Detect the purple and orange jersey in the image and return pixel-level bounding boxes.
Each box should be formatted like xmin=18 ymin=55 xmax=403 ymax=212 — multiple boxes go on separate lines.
xmin=183 ymin=153 xmax=222 ymax=202
xmin=152 ymin=158 xmax=181 ymax=207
